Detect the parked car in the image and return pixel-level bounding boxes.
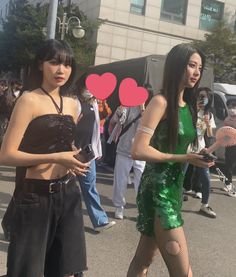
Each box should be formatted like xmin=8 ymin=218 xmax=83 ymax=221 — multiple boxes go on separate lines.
xmin=212 ymin=83 xmax=236 ymax=162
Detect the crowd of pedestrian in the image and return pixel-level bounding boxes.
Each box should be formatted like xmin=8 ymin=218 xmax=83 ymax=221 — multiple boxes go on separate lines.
xmin=0 ymin=39 xmax=235 ymax=277
xmin=0 ymin=78 xmax=22 ymax=146
xmin=183 ymin=87 xmax=217 ymax=218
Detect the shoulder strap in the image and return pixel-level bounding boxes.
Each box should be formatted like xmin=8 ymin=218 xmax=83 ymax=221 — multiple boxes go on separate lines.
xmin=119 ymin=113 xmax=142 ymax=139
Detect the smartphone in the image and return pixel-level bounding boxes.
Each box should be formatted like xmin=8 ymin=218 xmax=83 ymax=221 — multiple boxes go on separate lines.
xmin=202 ymin=152 xmax=217 ymax=162
xmin=198 ymin=95 xmax=205 ymax=105
xmin=74 ymin=144 xmax=95 ymax=163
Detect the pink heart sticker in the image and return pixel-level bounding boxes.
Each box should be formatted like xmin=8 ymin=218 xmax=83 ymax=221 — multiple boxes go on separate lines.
xmin=119 ymin=78 xmax=148 ymax=107
xmin=85 ymin=72 xmax=117 ymax=100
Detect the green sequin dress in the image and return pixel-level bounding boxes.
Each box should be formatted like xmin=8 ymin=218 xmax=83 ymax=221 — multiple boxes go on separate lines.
xmin=136 ymin=105 xmax=196 ymax=237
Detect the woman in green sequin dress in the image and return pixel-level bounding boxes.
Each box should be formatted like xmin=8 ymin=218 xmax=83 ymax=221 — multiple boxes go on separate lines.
xmin=127 ymin=44 xmax=215 ymax=277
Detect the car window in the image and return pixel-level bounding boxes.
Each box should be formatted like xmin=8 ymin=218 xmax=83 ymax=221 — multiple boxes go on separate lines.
xmin=213 ymin=94 xmax=227 ymax=120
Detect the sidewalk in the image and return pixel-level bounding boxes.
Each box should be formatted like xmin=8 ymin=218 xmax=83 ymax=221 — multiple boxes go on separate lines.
xmin=0 ymin=165 xmax=236 ymax=276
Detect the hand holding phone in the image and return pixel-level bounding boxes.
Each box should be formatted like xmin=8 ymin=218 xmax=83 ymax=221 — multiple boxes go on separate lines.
xmin=201 ymin=152 xmax=217 ymax=162
xmin=74 ymin=144 xmax=95 ymax=163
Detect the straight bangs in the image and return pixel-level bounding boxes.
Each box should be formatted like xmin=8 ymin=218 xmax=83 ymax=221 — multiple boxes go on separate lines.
xmin=25 ymin=39 xmax=77 ymax=93
xmin=42 ymin=43 xmax=74 ymax=67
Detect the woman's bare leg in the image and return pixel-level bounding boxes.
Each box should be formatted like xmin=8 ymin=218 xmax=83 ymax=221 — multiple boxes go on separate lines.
xmin=127 ymin=234 xmax=159 ymax=277
xmin=153 ymin=217 xmax=192 ymax=277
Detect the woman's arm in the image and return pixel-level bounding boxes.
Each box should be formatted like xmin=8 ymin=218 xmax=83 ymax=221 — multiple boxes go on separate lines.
xmin=131 ymin=95 xmax=214 ymax=168
xmin=205 ymin=113 xmax=215 ymax=137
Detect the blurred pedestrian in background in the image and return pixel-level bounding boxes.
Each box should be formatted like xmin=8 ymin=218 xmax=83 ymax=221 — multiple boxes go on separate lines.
xmin=192 ymin=87 xmax=216 ymax=218
xmin=109 ymin=104 xmax=146 ymax=220
xmin=223 ymin=99 xmax=236 ymax=195
xmin=0 ymin=78 xmax=22 ymax=146
xmin=74 ymin=74 xmax=116 ymax=232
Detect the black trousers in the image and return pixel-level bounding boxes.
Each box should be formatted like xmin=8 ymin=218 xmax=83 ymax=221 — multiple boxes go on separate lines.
xmin=224 ymin=145 xmax=236 ymax=184
xmin=183 ymin=164 xmax=201 ymax=193
xmin=6 ymin=174 xmax=87 ymax=277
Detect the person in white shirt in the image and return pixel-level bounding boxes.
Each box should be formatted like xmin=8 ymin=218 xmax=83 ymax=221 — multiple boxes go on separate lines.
xmin=193 ymin=87 xmax=216 ymax=218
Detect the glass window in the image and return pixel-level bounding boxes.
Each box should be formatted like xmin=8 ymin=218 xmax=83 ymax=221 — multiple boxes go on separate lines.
xmin=213 ymin=94 xmax=227 ymax=120
xmin=160 ymin=0 xmax=188 ymax=25
xmin=199 ymin=0 xmax=224 ymax=31
xmin=130 ymin=0 xmax=146 ymax=15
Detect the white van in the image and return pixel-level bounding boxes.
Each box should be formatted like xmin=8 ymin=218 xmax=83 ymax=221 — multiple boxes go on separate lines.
xmin=212 ymin=83 xmax=236 ymax=162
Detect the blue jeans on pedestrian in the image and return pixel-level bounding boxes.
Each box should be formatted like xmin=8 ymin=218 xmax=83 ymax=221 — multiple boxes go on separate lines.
xmin=77 ymin=159 xmax=109 ymax=228
xmin=194 ymin=166 xmax=211 ymax=204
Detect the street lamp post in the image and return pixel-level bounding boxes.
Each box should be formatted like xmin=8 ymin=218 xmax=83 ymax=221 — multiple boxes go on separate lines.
xmin=57 ymin=12 xmax=85 ymax=40
xmin=46 ymin=0 xmax=58 ymax=39
xmin=45 ymin=0 xmax=85 ymax=40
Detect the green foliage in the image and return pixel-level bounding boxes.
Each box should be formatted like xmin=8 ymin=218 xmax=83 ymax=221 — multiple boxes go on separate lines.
xmin=0 ymin=0 xmax=102 ymax=76
xmin=56 ymin=4 xmax=102 ymax=70
xmin=192 ymin=21 xmax=236 ymax=84
xmin=0 ymin=0 xmax=47 ymax=73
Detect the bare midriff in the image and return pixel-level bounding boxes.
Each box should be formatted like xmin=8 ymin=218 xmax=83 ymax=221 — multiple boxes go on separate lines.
xmin=25 ymin=164 xmax=68 ymax=180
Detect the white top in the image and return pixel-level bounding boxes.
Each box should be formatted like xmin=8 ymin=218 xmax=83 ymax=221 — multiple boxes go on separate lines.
xmin=77 ymin=99 xmax=102 ymax=159
xmin=195 ymin=110 xmax=216 ymax=152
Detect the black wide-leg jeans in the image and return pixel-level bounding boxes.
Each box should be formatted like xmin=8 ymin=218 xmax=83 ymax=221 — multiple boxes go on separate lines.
xmin=6 ymin=174 xmax=87 ymax=277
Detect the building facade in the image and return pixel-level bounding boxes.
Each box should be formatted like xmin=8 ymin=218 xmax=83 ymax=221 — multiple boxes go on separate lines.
xmin=1 ymin=0 xmax=235 ymax=65
xmin=76 ymin=0 xmax=236 ymax=65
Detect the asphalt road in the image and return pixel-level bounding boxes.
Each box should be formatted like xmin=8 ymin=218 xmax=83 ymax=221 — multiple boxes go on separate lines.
xmin=0 ymin=164 xmax=236 ymax=277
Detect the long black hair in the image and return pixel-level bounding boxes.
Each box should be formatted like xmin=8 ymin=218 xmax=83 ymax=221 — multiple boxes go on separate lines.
xmin=161 ymin=43 xmax=206 ymax=152
xmin=25 ymin=39 xmax=77 ymax=95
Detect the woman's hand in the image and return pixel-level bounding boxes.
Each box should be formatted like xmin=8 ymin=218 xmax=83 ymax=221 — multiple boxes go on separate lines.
xmin=57 ymin=149 xmax=90 ymax=176
xmin=186 ymin=152 xmax=215 ymax=168
xmin=204 ymin=114 xmax=210 ymax=125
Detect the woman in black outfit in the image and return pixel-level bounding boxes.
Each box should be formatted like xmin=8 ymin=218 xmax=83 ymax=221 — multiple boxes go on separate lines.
xmin=0 ymin=39 xmax=88 ymax=277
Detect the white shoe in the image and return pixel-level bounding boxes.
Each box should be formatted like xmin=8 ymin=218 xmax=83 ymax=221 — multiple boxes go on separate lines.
xmin=200 ymin=205 xmax=216 ymax=218
xmin=115 ymin=207 xmax=124 ymax=220
xmin=195 ymin=192 xmax=202 ymax=199
xmin=94 ymin=221 xmax=116 ymax=232
xmin=228 ymin=190 xmax=236 ymax=197
xmin=222 ymin=183 xmax=232 ymax=192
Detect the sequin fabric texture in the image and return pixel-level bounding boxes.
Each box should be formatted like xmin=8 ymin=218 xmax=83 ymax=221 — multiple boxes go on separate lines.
xmin=136 ymin=105 xmax=196 ymax=236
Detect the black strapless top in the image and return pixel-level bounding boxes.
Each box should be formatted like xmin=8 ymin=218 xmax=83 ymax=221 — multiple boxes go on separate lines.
xmin=19 ymin=114 xmax=76 ymax=154
xmin=15 ymin=114 xmax=76 ymax=188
